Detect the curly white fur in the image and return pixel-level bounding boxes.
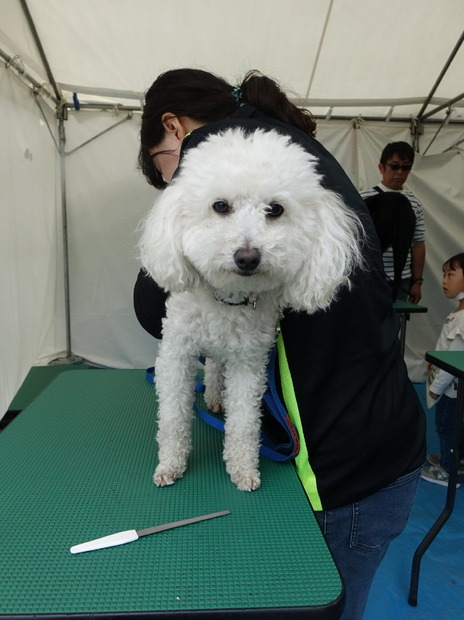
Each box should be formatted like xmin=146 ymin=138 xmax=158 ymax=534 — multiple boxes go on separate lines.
xmin=139 ymin=128 xmax=364 ymax=491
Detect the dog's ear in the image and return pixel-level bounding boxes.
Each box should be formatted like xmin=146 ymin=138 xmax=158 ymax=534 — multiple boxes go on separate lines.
xmin=138 ymin=184 xmax=200 ymax=292
xmin=282 ymin=191 xmax=363 ymax=312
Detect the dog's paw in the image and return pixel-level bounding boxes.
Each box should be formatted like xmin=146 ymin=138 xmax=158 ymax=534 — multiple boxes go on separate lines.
xmin=204 ymin=391 xmax=224 ymax=414
xmin=153 ymin=465 xmax=184 ymax=487
xmin=205 ymin=397 xmax=224 ymax=415
xmin=230 ymin=469 xmax=261 ymax=492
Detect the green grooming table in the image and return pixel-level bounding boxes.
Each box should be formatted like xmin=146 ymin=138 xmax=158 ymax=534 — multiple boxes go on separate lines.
xmin=0 ymin=370 xmax=343 ymax=619
xmin=7 ymin=363 xmax=91 ymax=411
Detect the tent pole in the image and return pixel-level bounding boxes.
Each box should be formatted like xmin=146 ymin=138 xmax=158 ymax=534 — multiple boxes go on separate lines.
xmin=417 ymin=31 xmax=464 ymax=120
xmin=19 ymin=0 xmax=82 ymax=365
xmin=59 ymin=109 xmax=71 ymax=359
xmin=19 ymin=0 xmax=61 ymax=101
xmin=49 ymin=107 xmax=82 ymax=365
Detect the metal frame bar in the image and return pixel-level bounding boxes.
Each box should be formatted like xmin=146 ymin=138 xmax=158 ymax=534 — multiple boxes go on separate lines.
xmin=408 ymin=366 xmax=464 ymax=606
xmin=417 ymin=31 xmax=464 ymax=120
xmin=18 ymin=0 xmax=77 ymax=362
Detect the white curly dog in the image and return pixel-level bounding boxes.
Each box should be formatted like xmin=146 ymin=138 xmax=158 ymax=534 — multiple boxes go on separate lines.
xmin=139 ymin=127 xmax=363 ymax=491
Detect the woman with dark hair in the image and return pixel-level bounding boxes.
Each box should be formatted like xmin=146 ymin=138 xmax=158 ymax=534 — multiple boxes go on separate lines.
xmin=138 ymin=68 xmax=317 ymax=189
xmin=134 ymin=68 xmax=425 ymax=620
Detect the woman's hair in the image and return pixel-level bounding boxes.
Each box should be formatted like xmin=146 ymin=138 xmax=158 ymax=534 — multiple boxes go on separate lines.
xmin=443 ymin=253 xmax=464 ymax=272
xmin=138 ymin=68 xmax=317 ymax=189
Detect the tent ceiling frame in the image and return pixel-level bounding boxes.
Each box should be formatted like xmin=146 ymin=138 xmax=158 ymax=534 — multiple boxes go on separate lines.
xmin=421 ymin=92 xmax=464 ymax=121
xmin=304 ymin=0 xmax=334 ymax=99
xmin=417 ymin=30 xmax=464 ymax=121
xmin=3 ymin=51 xmax=464 ymax=125
xmin=0 ymin=46 xmax=58 ymax=107
xmin=19 ymin=0 xmax=62 ymax=103
xmin=2 ymin=2 xmax=463 ymax=126
xmin=5 ymin=57 xmax=462 ymax=125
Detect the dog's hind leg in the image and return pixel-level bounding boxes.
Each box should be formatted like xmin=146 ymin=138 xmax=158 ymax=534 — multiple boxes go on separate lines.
xmin=204 ymin=357 xmax=224 ymax=413
xmin=153 ymin=341 xmax=197 ymax=487
xmin=222 ymin=359 xmax=268 ymax=491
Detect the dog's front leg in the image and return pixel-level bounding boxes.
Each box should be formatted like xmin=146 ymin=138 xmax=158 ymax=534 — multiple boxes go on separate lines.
xmin=153 ymin=341 xmax=197 ymax=487
xmin=222 ymin=361 xmax=268 ymax=491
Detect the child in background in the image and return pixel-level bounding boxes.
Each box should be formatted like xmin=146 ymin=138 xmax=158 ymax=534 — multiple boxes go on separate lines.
xmin=422 ymin=252 xmax=464 ymax=487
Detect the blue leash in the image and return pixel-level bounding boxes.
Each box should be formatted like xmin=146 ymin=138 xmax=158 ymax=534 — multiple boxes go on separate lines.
xmin=145 ymin=346 xmax=299 ymax=462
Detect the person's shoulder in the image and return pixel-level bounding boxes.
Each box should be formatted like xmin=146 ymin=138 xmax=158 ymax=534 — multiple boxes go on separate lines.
xmin=402 ymin=190 xmax=422 ymax=207
xmin=452 ymin=308 xmax=464 ymax=324
xmin=360 ymin=187 xmax=380 ymax=198
xmin=184 ymin=110 xmax=320 ymax=159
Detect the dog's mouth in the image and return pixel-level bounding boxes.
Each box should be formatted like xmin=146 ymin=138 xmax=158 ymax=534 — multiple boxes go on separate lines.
xmin=234 ymin=268 xmax=257 ymax=277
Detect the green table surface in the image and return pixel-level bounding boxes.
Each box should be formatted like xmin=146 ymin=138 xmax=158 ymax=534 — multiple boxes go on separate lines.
xmin=425 ymin=350 xmax=464 ymax=380
xmin=393 ymin=300 xmax=428 ymax=313
xmin=8 ymin=364 xmax=91 ymax=411
xmin=0 ymin=370 xmax=342 ymax=619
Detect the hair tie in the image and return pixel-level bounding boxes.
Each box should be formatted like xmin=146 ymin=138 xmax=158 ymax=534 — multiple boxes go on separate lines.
xmin=231 ymin=85 xmax=244 ymax=105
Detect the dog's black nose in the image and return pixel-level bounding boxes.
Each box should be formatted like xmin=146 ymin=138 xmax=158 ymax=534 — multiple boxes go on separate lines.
xmin=234 ymin=248 xmax=261 ymax=273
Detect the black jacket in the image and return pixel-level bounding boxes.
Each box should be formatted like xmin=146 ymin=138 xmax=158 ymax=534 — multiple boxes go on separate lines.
xmin=134 ymin=104 xmax=425 ymax=510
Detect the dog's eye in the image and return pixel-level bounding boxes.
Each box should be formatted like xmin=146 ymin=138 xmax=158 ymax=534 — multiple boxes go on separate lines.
xmin=266 ymin=203 xmax=284 ymax=218
xmin=212 ymin=200 xmax=231 ymax=215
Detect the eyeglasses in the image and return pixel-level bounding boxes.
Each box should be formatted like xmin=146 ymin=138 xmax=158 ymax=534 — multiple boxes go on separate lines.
xmin=384 ymin=163 xmax=413 ymax=172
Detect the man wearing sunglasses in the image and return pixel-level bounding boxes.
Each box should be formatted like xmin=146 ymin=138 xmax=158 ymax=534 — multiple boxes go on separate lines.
xmin=361 ymin=141 xmax=426 ymax=303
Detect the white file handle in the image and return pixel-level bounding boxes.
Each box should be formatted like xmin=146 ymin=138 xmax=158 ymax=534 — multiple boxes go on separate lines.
xmin=70 ymin=529 xmax=139 ymax=554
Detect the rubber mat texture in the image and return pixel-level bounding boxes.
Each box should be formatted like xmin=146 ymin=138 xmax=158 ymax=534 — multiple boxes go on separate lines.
xmin=0 ymin=370 xmax=341 ymax=616
xmin=7 ymin=364 xmax=91 ymax=411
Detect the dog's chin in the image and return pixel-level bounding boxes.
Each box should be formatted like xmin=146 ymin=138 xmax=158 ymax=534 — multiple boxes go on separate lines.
xmin=204 ymin=267 xmax=277 ymax=296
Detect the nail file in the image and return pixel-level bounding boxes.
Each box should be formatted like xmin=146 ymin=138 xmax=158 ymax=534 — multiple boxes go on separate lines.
xmin=70 ymin=509 xmax=231 ymax=554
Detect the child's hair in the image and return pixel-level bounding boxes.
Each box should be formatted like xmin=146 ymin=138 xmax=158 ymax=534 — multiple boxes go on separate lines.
xmin=138 ymin=68 xmax=317 ymax=189
xmin=443 ymin=253 xmax=464 ymax=272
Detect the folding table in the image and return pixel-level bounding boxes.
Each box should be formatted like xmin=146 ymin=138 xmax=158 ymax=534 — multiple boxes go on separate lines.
xmin=0 ymin=369 xmax=343 ymax=619
xmin=408 ymin=351 xmax=464 ymax=606
xmin=393 ymin=300 xmax=428 ymax=356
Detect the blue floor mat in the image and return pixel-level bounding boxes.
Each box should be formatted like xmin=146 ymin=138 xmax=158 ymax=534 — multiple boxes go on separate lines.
xmin=364 ymin=383 xmax=464 ymax=619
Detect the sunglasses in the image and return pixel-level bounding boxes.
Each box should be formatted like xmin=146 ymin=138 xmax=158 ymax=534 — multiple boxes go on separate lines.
xmin=384 ymin=163 xmax=413 ymax=172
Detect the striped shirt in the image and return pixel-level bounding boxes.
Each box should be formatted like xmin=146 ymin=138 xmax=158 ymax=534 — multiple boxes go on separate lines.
xmin=360 ymin=183 xmax=425 ymax=279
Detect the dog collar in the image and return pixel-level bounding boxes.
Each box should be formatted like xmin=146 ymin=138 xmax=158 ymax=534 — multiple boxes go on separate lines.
xmin=214 ymin=292 xmax=258 ymax=310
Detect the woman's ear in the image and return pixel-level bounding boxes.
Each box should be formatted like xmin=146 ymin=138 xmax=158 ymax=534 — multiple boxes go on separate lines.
xmin=161 ymin=113 xmax=186 ymax=140
xmin=161 ymin=113 xmax=204 ymax=138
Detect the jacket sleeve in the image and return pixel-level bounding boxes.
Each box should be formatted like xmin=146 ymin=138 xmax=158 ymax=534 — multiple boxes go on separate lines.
xmin=133 ymin=268 xmax=168 ymax=339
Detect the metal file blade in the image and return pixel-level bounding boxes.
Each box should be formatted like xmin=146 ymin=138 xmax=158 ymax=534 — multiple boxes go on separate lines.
xmin=70 ymin=509 xmax=231 ymax=554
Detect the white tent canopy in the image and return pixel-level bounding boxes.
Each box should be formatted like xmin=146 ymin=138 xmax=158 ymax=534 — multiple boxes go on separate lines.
xmin=1 ymin=0 xmax=464 ymax=416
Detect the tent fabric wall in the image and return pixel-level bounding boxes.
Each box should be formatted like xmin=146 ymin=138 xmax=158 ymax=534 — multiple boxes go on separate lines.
xmin=64 ymin=111 xmax=158 ymax=369
xmin=1 ymin=0 xmax=464 ymax=416
xmin=0 ymin=68 xmax=64 ymax=415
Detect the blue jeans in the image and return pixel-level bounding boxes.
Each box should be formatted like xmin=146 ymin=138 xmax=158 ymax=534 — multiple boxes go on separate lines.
xmin=435 ymin=394 xmax=464 ymax=473
xmin=314 ymin=467 xmax=421 ymax=620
